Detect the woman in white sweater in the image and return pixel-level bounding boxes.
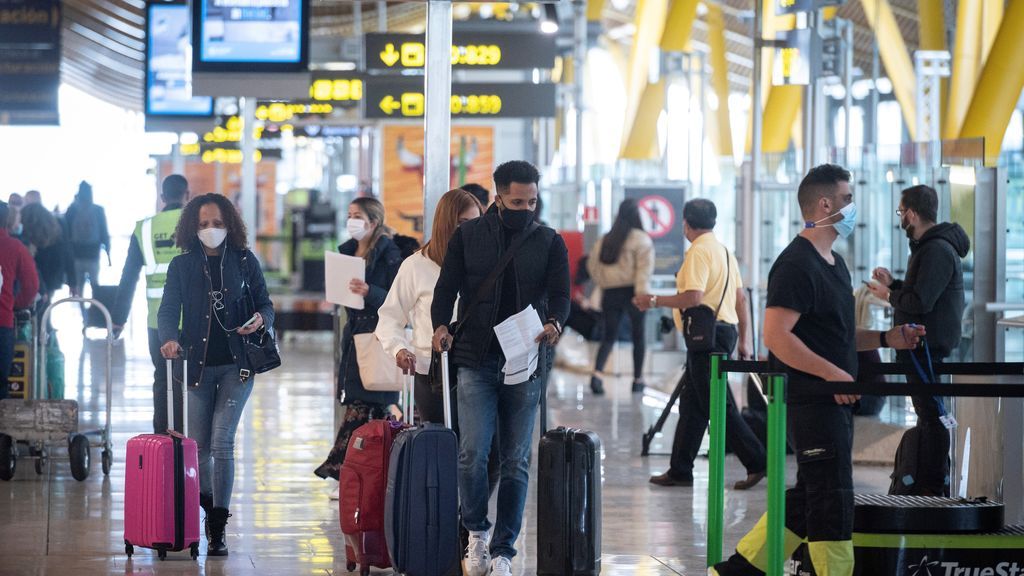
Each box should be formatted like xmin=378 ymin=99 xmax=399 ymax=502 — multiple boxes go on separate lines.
xmin=375 ymin=188 xmax=482 ymax=422
xmin=586 ymin=198 xmax=654 ymax=395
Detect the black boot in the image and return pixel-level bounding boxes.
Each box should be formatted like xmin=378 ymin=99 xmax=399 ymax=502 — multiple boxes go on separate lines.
xmin=207 ymin=507 xmax=231 ymax=557
xmin=200 ymin=494 xmax=214 ymax=541
xmin=590 ymin=376 xmax=605 ymax=395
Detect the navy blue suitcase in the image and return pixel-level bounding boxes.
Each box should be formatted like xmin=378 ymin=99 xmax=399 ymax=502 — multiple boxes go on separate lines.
xmin=537 ymin=427 xmax=602 ymax=576
xmin=384 ymin=353 xmax=460 ymax=576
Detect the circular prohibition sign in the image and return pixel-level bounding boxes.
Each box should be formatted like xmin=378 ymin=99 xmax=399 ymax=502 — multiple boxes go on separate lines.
xmin=638 ymin=195 xmax=676 ymax=239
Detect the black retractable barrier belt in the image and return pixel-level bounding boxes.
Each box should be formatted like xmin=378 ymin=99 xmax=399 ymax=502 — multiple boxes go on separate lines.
xmin=859 ymin=361 xmax=1024 ymax=377
xmin=719 ymin=360 xmax=769 ymax=373
xmin=788 ymin=380 xmax=1024 ymax=398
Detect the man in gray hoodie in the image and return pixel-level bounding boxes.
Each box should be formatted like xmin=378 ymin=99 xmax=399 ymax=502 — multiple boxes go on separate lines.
xmin=868 ymin=184 xmax=971 ymax=495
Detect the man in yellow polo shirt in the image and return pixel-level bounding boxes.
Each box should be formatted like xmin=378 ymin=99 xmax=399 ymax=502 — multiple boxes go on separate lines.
xmin=635 ymin=198 xmax=766 ymax=490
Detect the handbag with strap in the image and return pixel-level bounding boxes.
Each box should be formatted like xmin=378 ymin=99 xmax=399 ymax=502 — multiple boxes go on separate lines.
xmin=429 ymin=221 xmax=540 ymax=391
xmin=680 ymin=246 xmax=731 ymax=353
xmin=240 ymin=254 xmax=281 ymax=374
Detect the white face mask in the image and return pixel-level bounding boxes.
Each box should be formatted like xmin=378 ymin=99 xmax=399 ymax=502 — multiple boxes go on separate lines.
xmin=347 ymin=218 xmax=369 ymax=241
xmin=198 ymin=227 xmax=227 ymax=249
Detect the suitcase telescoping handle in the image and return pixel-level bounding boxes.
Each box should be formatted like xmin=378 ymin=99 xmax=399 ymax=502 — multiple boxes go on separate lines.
xmin=403 ymin=372 xmax=415 ymax=426
xmin=441 ymin=350 xmax=453 ymax=430
xmin=166 ymin=357 xmax=189 ymax=438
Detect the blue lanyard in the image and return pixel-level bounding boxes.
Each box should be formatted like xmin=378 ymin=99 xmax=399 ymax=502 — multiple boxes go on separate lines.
xmin=904 ymin=330 xmax=947 ymax=417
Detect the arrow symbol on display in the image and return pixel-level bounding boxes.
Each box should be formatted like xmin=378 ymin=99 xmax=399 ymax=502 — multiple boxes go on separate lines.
xmin=380 ymin=43 xmax=400 ymax=67
xmin=379 ymin=96 xmax=401 ymax=115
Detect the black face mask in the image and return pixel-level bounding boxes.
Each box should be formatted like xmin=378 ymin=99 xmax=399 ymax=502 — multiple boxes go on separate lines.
xmin=499 ymin=205 xmax=534 ymax=231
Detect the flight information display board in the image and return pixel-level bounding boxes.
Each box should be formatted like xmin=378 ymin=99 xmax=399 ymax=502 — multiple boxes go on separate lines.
xmin=146 ymin=2 xmax=213 ymax=117
xmin=193 ymin=0 xmax=308 ymax=71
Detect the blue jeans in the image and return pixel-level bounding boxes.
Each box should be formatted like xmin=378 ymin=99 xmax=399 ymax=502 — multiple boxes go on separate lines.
xmin=188 ymin=364 xmax=254 ymax=509
xmin=457 ymin=354 xmax=542 ymax=560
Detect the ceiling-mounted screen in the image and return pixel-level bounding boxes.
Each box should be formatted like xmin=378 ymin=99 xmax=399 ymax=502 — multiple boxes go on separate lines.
xmin=146 ymin=2 xmax=213 ymax=117
xmin=193 ymin=0 xmax=309 ymax=72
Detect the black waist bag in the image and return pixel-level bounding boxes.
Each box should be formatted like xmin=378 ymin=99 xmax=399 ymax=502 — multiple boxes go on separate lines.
xmin=680 ymin=246 xmax=731 ymax=353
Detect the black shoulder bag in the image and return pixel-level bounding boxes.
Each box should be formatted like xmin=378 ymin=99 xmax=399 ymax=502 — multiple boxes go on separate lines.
xmin=429 ymin=221 xmax=539 ymax=390
xmin=680 ymin=246 xmax=731 ymax=353
xmin=240 ymin=254 xmax=281 ymax=374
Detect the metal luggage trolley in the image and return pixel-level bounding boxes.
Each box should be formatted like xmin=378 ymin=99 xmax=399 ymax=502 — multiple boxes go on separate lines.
xmin=0 ymin=297 xmax=114 ymax=482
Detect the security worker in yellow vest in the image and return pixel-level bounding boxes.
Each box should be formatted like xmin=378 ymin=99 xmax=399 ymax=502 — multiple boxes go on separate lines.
xmin=112 ymin=175 xmax=187 ymax=434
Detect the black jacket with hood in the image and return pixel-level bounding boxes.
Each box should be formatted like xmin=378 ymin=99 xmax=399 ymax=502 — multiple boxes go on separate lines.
xmin=890 ymin=222 xmax=971 ymax=357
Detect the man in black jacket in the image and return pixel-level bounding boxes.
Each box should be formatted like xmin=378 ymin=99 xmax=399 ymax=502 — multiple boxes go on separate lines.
xmin=431 ymin=160 xmax=569 ymax=576
xmin=868 ymin=184 xmax=970 ymax=495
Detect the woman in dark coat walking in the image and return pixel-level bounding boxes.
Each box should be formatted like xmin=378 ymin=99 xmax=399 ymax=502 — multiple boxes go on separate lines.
xmin=315 ymin=196 xmax=402 ymax=481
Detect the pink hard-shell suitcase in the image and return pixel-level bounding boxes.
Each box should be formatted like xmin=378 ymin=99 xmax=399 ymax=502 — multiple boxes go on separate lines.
xmin=123 ymin=359 xmax=200 ymax=560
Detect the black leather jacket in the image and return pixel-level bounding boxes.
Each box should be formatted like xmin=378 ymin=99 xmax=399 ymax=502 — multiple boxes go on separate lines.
xmin=158 ymin=240 xmax=275 ymax=387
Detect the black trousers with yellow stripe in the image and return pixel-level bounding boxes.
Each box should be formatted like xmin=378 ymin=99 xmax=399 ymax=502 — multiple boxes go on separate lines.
xmin=713 ymin=403 xmax=855 ymax=576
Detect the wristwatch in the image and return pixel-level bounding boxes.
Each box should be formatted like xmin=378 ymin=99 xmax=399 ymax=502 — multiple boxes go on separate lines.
xmin=546 ymin=318 xmax=563 ymax=335
xmin=649 ymin=294 xmax=658 ymax=308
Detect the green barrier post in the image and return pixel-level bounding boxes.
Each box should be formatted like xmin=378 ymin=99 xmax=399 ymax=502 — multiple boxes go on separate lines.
xmin=766 ymin=374 xmax=788 ymax=576
xmin=707 ymin=353 xmax=727 ymax=567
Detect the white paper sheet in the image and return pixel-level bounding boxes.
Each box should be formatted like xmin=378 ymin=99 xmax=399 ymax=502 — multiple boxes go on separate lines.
xmin=324 ymin=251 xmax=366 ymax=309
xmin=493 ymin=305 xmax=545 ymax=385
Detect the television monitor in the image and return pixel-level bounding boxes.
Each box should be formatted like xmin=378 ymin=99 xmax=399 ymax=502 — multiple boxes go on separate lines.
xmin=146 ymin=2 xmax=214 ymax=117
xmin=192 ymin=0 xmax=309 ymax=72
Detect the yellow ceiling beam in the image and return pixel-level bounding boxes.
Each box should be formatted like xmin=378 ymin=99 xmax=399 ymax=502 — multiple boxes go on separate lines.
xmin=707 ymin=2 xmax=733 ymax=158
xmin=959 ymin=0 xmax=1024 ymax=165
xmin=943 ymin=0 xmax=982 ymax=140
xmin=860 ymin=0 xmax=918 ymax=140
xmin=620 ymin=80 xmax=666 ymax=159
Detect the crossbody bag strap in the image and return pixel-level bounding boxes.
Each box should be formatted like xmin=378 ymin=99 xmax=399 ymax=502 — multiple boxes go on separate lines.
xmin=453 ymin=221 xmax=539 ymax=337
xmin=713 ymin=246 xmax=731 ymax=321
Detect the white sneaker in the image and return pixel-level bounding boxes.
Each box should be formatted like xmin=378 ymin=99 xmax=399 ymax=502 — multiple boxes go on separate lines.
xmin=489 ymin=556 xmax=513 ymax=576
xmin=462 ymin=529 xmax=491 ymax=576
xmin=329 ymin=483 xmax=340 ymax=501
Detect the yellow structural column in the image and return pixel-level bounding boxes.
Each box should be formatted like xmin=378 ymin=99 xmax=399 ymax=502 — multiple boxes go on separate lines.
xmin=618 ymin=0 xmax=670 ymax=159
xmin=587 ymin=0 xmax=604 ymax=22
xmin=763 ymin=86 xmax=804 ymax=154
xmin=707 ymin=3 xmax=733 ymax=158
xmin=619 ymin=0 xmax=699 ymax=159
xmin=861 ymin=0 xmax=918 ymax=140
xmin=959 ymin=0 xmax=1024 ymax=165
xmin=980 ymin=0 xmax=1003 ymax=65
xmin=943 ymin=0 xmax=982 ymax=140
xmin=917 ymin=0 xmax=947 ymax=118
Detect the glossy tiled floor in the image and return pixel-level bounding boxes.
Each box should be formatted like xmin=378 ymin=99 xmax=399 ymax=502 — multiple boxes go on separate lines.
xmin=0 ymin=309 xmax=891 ymax=575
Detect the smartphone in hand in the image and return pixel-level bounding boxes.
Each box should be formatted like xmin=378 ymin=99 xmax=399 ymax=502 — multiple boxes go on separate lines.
xmin=240 ymin=314 xmax=260 ymax=330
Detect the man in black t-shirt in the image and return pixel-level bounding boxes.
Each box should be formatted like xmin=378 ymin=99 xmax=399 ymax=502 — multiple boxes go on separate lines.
xmin=712 ymin=164 xmax=925 ymax=576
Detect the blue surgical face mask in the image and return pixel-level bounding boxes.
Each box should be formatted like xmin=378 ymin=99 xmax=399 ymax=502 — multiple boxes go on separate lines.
xmin=806 ymin=202 xmax=857 ymax=239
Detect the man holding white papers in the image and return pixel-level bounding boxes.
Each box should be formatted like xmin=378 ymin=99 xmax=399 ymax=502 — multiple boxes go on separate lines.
xmin=431 ymin=161 xmax=570 ymax=576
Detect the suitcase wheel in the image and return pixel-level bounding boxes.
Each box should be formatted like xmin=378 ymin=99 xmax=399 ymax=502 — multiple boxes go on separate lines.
xmin=69 ymin=435 xmax=90 ymax=481
xmin=346 ymin=562 xmax=356 ymax=572
xmin=101 ymin=449 xmax=112 ymax=476
xmin=124 ymin=541 xmax=134 ymax=557
xmin=361 ymin=567 xmax=370 ymax=576
xmin=0 ymin=434 xmax=14 ymax=481
xmin=190 ymin=543 xmax=199 ymax=561
xmin=158 ymin=549 xmax=167 ymax=561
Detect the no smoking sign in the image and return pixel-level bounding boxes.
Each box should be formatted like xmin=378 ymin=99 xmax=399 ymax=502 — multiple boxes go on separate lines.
xmin=638 ymin=195 xmax=676 ymax=239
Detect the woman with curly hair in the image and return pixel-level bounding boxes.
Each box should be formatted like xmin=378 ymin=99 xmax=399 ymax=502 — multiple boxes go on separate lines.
xmin=158 ymin=193 xmax=275 ymax=557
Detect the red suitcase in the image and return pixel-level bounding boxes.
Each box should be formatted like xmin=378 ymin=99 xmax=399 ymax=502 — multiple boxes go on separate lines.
xmin=340 ymin=380 xmax=411 ymax=575
xmin=123 ymin=359 xmax=201 ymax=560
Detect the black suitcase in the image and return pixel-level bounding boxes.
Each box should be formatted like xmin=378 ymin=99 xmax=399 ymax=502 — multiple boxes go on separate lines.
xmin=537 ymin=427 xmax=602 ymax=576
xmin=384 ymin=354 xmax=460 ymax=576
xmin=86 ymin=285 xmax=119 ymax=329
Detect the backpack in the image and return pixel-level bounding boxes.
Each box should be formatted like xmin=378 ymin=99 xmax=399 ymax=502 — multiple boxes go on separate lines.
xmin=888 ymin=425 xmax=951 ymax=496
xmin=70 ymin=206 xmax=101 ymax=245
